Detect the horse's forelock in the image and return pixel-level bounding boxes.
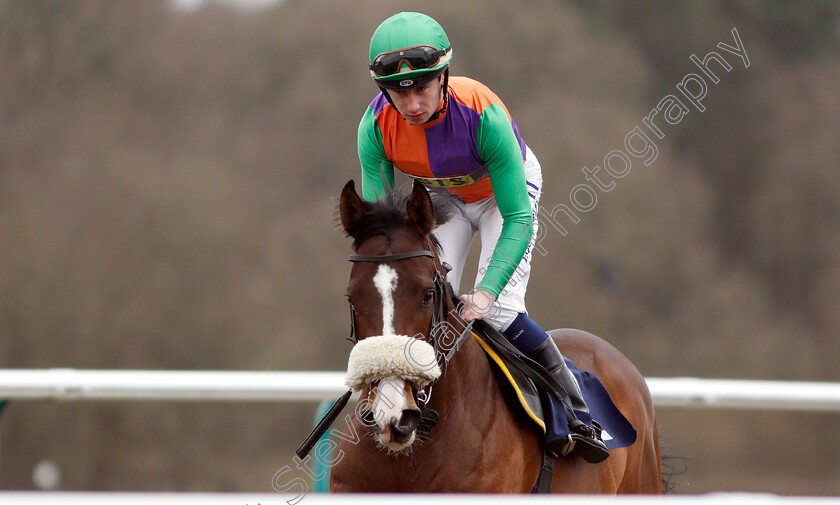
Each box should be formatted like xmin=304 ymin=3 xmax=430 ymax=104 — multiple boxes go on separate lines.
xmin=337 ymin=188 xmax=453 ymax=253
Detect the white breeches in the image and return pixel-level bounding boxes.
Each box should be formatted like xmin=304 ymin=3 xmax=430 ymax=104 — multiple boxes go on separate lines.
xmin=432 ymin=145 xmax=543 ymax=332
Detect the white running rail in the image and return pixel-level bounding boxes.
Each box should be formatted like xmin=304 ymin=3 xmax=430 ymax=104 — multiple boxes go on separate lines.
xmin=0 ymin=369 xmax=839 ymax=411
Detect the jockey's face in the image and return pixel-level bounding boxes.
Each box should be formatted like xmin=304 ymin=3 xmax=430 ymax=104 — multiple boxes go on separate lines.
xmin=388 ymin=74 xmax=445 ymax=125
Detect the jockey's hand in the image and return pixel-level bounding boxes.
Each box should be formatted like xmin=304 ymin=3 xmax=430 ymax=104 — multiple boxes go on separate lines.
xmin=458 ymin=289 xmax=497 ymax=322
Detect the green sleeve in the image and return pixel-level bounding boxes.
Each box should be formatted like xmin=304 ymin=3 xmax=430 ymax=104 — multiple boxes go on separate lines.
xmin=357 ymin=107 xmax=394 ymax=201
xmin=475 ymin=103 xmax=534 ymax=299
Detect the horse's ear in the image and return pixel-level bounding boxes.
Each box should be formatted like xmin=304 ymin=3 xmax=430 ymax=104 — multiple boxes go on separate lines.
xmin=406 ymin=180 xmax=435 ymax=236
xmin=340 ymin=180 xmax=366 ymax=235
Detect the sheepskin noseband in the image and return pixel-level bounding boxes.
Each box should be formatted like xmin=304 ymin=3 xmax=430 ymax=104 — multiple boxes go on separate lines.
xmin=345 ymin=334 xmax=442 ymax=391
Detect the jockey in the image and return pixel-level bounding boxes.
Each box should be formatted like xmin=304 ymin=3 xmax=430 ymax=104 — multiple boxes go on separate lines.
xmin=357 ymin=11 xmax=609 ymax=464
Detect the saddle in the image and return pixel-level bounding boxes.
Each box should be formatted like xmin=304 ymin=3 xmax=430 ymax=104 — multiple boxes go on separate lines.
xmin=469 ymin=319 xmax=637 ymax=453
xmin=466 ymin=319 xmax=637 ymax=492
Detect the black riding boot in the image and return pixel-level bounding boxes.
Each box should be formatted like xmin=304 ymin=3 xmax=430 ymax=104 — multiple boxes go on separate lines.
xmin=527 ymin=338 xmax=610 ymax=464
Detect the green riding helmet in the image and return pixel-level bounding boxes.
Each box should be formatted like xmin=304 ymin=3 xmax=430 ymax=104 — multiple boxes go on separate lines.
xmin=369 ymin=12 xmax=452 ymax=90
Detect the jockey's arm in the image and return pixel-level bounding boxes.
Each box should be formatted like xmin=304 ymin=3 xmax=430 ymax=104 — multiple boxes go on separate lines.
xmin=473 ymin=103 xmax=534 ymax=300
xmin=358 ymin=107 xmax=394 ymax=201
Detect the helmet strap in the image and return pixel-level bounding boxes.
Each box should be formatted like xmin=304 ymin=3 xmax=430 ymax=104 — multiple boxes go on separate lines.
xmin=378 ymin=85 xmax=398 ymax=110
xmin=426 ymin=68 xmax=450 ymax=123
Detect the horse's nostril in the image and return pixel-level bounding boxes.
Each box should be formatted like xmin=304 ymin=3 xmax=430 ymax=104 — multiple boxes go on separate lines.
xmin=398 ymin=408 xmax=422 ymax=431
xmin=388 ymin=413 xmax=418 ymax=445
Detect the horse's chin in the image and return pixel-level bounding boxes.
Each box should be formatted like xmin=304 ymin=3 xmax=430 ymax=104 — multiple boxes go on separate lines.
xmin=380 ymin=432 xmax=416 ymax=453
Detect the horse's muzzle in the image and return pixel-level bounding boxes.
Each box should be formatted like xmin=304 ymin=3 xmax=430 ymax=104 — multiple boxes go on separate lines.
xmin=359 ymin=376 xmax=424 ymax=452
xmin=361 ymin=406 xmax=421 ymax=451
xmin=389 ymin=408 xmax=422 ymax=445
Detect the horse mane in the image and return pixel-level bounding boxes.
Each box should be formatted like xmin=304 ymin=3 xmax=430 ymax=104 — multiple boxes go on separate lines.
xmin=336 ymin=187 xmax=454 ymax=253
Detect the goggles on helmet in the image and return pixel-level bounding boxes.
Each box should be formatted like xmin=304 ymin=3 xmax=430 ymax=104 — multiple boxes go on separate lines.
xmin=369 ymin=45 xmax=452 ymax=77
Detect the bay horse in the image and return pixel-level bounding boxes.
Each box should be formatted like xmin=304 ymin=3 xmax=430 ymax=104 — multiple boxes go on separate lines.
xmin=330 ymin=180 xmax=662 ymax=493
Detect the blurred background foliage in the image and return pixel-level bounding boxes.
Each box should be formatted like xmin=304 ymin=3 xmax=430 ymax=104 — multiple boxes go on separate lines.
xmin=1 ymin=0 xmax=839 ymax=495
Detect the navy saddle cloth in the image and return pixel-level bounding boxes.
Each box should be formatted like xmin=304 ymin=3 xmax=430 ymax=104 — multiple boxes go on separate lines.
xmin=471 ymin=320 xmax=636 ymax=450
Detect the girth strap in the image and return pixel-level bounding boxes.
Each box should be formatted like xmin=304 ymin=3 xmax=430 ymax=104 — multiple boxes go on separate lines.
xmin=531 ymin=450 xmax=555 ymax=493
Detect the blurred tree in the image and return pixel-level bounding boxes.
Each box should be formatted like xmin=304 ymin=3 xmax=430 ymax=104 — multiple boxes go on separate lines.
xmin=568 ymin=0 xmax=840 ymax=362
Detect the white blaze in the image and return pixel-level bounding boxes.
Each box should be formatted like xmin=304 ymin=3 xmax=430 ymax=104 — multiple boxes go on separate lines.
xmin=372 ymin=376 xmax=410 ymax=424
xmin=371 ymin=376 xmax=416 ymax=450
xmin=373 ymin=264 xmax=398 ymax=336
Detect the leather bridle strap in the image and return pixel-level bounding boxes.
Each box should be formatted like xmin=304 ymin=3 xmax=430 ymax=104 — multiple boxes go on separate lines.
xmin=348 ymin=250 xmax=435 ymax=262
xmin=346 ymin=245 xmax=454 ymax=375
xmin=298 ymin=247 xmax=451 ymax=458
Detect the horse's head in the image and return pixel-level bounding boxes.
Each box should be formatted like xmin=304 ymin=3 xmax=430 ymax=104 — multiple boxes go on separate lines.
xmin=338 ymin=180 xmax=452 ymax=452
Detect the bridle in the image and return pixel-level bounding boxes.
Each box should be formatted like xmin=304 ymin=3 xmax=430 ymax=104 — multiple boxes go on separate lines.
xmin=346 ymin=248 xmax=439 ymax=345
xmin=296 ymin=223 xmax=474 ymax=459
xmin=346 ymin=242 xmax=472 ymax=403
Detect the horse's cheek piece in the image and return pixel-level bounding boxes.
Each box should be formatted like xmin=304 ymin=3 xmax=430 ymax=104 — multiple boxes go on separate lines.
xmin=345 ymin=334 xmax=442 ymax=391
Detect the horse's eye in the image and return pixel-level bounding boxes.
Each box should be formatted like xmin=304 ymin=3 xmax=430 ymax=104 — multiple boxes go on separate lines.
xmin=422 ymin=288 xmax=435 ymax=306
